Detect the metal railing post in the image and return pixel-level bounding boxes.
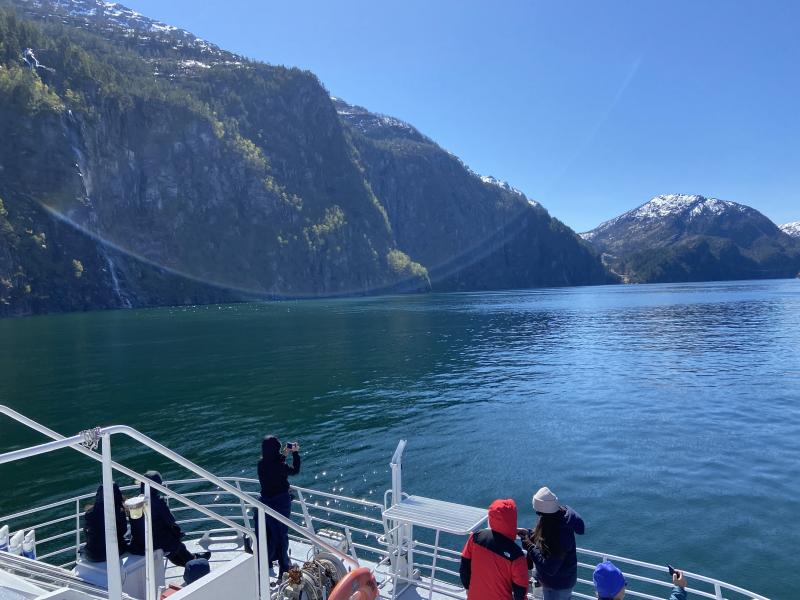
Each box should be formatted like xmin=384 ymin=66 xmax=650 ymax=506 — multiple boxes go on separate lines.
xmin=144 ymin=483 xmax=156 ymax=600
xmin=101 ymin=434 xmax=123 ymax=600
xmin=390 ymin=440 xmax=407 ymax=508
xmin=427 ymin=529 xmax=441 ymax=600
xmin=344 ymin=526 xmax=358 ymax=562
xmin=257 ymin=507 xmax=269 ymax=600
xmin=74 ymin=498 xmax=81 ymax=564
xmin=235 ymin=479 xmax=251 ymax=531
xmin=257 ymin=507 xmax=272 ymax=600
xmin=295 ymin=489 xmax=315 ymax=535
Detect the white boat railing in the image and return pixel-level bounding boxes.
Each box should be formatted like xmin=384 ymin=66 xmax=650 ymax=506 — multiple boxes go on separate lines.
xmin=0 ymin=405 xmax=769 ymax=600
xmin=0 ymin=404 xmax=359 ymax=600
xmin=0 ymin=475 xmax=769 ymax=600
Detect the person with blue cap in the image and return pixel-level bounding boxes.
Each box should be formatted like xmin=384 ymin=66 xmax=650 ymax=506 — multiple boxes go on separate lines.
xmin=592 ymin=560 xmax=688 ymax=600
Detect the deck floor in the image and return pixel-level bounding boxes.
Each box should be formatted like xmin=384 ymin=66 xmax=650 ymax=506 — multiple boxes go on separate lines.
xmin=163 ymin=538 xmax=466 ymax=600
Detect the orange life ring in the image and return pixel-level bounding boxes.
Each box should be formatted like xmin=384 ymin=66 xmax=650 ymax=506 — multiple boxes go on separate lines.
xmin=328 ymin=567 xmax=379 ymax=600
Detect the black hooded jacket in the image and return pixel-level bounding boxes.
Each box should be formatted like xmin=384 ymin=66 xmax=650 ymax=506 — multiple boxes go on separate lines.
xmin=257 ymin=436 xmax=300 ymax=499
xmin=83 ymin=484 xmax=129 ymax=562
xmin=129 ymin=471 xmax=184 ymax=554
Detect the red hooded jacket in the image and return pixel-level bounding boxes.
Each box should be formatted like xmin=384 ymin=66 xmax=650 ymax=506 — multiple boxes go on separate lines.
xmin=460 ymin=499 xmax=529 ymax=600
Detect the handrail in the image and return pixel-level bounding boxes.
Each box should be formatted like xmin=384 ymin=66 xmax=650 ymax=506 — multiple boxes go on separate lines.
xmin=216 ymin=476 xmax=770 ymax=600
xmin=0 ymin=424 xmax=258 ymax=599
xmin=575 ymin=547 xmax=768 ymax=600
xmin=2 ymin=475 xmax=771 ymax=600
xmin=0 ymin=405 xmax=359 ymax=571
xmin=0 ymin=406 xmax=770 ymax=600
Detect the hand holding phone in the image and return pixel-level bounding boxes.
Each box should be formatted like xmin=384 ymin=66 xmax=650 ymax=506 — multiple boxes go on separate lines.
xmin=668 ymin=565 xmax=686 ymax=589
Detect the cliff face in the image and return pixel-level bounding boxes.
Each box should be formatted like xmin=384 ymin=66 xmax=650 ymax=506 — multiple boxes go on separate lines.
xmin=0 ymin=7 xmax=429 ymax=316
xmin=0 ymin=2 xmax=610 ymax=317
xmin=336 ymin=100 xmax=613 ymax=290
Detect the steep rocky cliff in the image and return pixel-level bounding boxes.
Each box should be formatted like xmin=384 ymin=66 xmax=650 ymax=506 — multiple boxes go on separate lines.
xmin=0 ymin=5 xmax=430 ymax=316
xmin=0 ymin=1 xmax=610 ymax=317
xmin=335 ymin=99 xmax=612 ymax=290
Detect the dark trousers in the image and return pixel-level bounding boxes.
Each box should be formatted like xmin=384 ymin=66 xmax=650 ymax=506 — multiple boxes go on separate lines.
xmin=165 ymin=542 xmax=194 ymax=567
xmin=253 ymin=492 xmax=293 ymax=576
xmin=130 ymin=536 xmax=193 ymax=567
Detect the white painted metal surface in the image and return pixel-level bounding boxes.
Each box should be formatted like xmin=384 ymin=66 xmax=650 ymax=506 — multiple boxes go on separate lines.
xmin=100 ymin=435 xmax=122 ymax=600
xmin=163 ymin=554 xmax=256 ymax=600
xmin=382 ymin=496 xmax=487 ymax=536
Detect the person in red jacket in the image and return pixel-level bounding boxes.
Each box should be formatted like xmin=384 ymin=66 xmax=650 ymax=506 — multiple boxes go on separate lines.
xmin=460 ymin=498 xmax=529 ymax=600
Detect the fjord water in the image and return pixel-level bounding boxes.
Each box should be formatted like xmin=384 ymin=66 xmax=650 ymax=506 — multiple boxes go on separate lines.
xmin=1 ymin=280 xmax=799 ymax=597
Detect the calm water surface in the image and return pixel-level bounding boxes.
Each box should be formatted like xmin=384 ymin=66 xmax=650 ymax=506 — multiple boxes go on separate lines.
xmin=1 ymin=280 xmax=799 ymax=598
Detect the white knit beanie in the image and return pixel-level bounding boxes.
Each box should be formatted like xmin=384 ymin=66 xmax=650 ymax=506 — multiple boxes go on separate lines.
xmin=532 ymin=486 xmax=560 ymax=513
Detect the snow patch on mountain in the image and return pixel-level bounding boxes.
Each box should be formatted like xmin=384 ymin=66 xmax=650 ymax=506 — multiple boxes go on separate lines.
xmin=331 ymin=97 xmax=539 ymax=208
xmin=780 ymin=221 xmax=800 ymax=238
xmin=584 ymin=194 xmax=750 ymax=239
xmin=478 ymin=175 xmax=537 ymax=206
xmin=629 ymin=194 xmax=746 ymax=220
xmin=15 ymin=0 xmax=234 ymax=59
xmin=332 ymin=97 xmax=422 ymax=139
xmin=480 ymin=175 xmax=521 ymax=196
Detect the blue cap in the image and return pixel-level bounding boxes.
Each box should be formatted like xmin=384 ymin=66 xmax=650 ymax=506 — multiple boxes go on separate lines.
xmin=593 ymin=561 xmax=626 ymax=598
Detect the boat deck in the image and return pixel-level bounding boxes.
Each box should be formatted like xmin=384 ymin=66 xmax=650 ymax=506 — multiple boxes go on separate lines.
xmin=168 ymin=538 xmax=465 ymax=600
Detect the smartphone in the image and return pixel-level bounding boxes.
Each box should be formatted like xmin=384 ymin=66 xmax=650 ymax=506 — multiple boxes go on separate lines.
xmin=286 ymin=442 xmax=296 ymax=451
xmin=667 ymin=564 xmax=676 ymax=577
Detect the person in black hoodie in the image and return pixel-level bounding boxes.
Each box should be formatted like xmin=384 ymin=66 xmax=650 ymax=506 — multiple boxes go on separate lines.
xmin=128 ymin=471 xmax=210 ymax=567
xmin=82 ymin=483 xmax=129 ymax=562
xmin=254 ymin=435 xmax=300 ymax=578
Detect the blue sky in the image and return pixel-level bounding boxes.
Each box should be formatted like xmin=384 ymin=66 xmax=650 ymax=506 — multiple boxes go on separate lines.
xmin=124 ymin=0 xmax=799 ymax=232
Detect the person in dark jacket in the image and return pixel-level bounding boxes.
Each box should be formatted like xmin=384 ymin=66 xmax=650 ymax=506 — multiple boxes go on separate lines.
xmin=128 ymin=471 xmax=210 ymax=567
xmin=459 ymin=498 xmax=529 ymax=600
xmin=82 ymin=483 xmax=129 ymax=562
xmin=253 ymin=435 xmax=300 ymax=578
xmin=592 ymin=560 xmax=688 ymax=600
xmin=519 ymin=486 xmax=585 ymax=600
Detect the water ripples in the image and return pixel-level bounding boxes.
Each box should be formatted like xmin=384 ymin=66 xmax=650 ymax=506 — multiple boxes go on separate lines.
xmin=1 ymin=280 xmax=799 ymax=597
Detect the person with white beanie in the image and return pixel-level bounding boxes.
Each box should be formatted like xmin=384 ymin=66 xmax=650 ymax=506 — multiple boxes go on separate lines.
xmin=519 ymin=486 xmax=585 ymax=600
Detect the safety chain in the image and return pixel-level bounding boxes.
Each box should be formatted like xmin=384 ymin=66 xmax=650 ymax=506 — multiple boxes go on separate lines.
xmin=79 ymin=427 xmax=102 ymax=450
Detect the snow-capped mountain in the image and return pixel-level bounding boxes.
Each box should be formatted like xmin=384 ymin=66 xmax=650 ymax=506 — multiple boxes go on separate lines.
xmin=780 ymin=221 xmax=800 ymax=238
xmin=332 ymin=99 xmax=538 ymax=207
xmin=580 ymin=193 xmax=774 ymax=250
xmin=581 ymin=194 xmax=800 ymax=283
xmin=331 ymin=98 xmax=607 ymax=289
xmin=332 ymin=97 xmax=430 ymax=143
xmin=8 ymin=0 xmax=237 ymax=61
xmin=479 ymin=175 xmax=529 ymax=201
xmin=581 ymin=194 xmax=753 ymax=244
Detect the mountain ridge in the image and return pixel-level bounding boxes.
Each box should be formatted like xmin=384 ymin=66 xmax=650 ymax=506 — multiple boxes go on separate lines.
xmin=333 ymin=97 xmax=611 ymax=290
xmin=581 ymin=194 xmax=800 ymax=283
xmin=0 ymin=0 xmax=611 ymax=316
